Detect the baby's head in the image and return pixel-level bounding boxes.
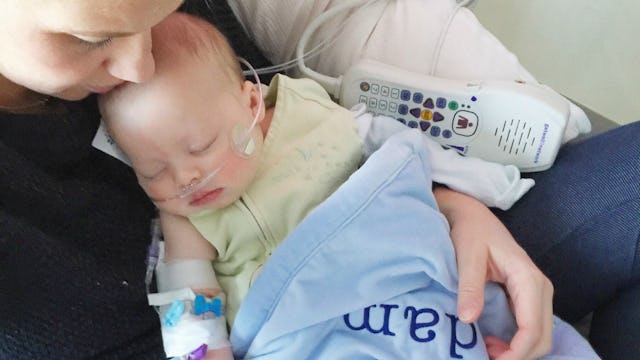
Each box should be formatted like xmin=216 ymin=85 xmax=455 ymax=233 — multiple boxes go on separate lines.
xmin=99 ymin=12 xmax=267 ymax=217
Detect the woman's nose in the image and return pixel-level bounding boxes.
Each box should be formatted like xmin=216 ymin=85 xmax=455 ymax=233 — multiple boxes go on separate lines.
xmin=105 ymin=31 xmax=155 ymax=83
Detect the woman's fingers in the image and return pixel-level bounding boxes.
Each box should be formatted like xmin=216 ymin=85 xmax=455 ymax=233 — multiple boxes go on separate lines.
xmin=452 ymin=224 xmax=489 ymax=323
xmin=493 ymin=247 xmax=554 ymax=359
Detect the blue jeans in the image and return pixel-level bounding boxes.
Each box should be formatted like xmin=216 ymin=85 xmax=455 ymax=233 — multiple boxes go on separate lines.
xmin=495 ymin=121 xmax=640 ymax=359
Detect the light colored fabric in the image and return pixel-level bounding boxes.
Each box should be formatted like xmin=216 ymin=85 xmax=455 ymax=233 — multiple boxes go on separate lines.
xmin=229 ymin=0 xmax=590 ymax=143
xmin=352 ymin=104 xmax=535 ymax=210
xmin=189 ymin=74 xmax=362 ymax=324
xmin=161 ymin=313 xmax=230 ymax=357
xmin=152 ymin=255 xmax=230 ymax=356
xmin=230 ymin=129 xmax=599 ymax=359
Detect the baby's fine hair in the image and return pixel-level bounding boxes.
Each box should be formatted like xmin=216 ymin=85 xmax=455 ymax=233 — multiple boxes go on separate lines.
xmin=151 ymin=12 xmax=244 ymax=84
xmin=99 ymin=12 xmax=245 ymax=122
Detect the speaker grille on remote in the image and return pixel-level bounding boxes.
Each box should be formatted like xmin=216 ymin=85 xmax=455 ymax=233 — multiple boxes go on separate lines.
xmin=493 ymin=118 xmax=537 ymax=155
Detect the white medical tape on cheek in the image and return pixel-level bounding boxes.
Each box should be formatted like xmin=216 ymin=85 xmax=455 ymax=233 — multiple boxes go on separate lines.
xmin=155 ymin=259 xmax=221 ymax=292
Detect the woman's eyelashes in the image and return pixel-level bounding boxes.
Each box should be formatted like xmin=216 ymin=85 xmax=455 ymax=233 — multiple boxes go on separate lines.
xmin=72 ymin=35 xmax=113 ymax=49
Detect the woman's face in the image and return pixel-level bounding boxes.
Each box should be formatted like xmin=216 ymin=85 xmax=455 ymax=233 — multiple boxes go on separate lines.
xmin=0 ymin=0 xmax=183 ymax=100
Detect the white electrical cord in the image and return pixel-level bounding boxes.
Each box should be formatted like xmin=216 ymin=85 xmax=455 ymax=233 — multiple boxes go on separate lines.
xmin=240 ymin=0 xmax=478 ymax=79
xmin=243 ymin=22 xmax=352 ymax=76
xmin=242 ymin=34 xmax=341 ymax=76
xmin=241 ymin=2 xmax=376 ymax=77
xmin=294 ymin=0 xmax=476 ymax=97
xmin=296 ymin=0 xmax=379 ymax=97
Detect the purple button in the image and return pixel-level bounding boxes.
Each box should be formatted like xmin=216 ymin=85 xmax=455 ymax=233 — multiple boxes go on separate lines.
xmin=423 ymin=98 xmax=435 ymax=109
xmin=433 ymin=112 xmax=445 ymax=122
xmin=420 ymin=121 xmax=431 ymax=132
xmin=409 ymin=108 xmax=421 ymax=118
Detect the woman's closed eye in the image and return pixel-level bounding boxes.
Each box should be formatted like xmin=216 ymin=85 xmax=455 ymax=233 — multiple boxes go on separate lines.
xmin=72 ymin=35 xmax=113 ymax=49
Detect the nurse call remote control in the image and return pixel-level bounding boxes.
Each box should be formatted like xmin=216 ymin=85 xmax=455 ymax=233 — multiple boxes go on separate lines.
xmin=339 ymin=60 xmax=569 ymax=172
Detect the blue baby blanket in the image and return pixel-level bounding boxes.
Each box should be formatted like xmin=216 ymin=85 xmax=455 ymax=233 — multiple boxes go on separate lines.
xmin=230 ymin=130 xmax=598 ymax=359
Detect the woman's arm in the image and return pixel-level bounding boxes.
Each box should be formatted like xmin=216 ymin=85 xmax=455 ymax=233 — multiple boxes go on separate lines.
xmin=434 ymin=186 xmax=554 ymax=360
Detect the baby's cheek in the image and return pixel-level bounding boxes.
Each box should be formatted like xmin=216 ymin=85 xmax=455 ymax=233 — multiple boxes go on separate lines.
xmin=142 ymin=181 xmax=168 ymax=199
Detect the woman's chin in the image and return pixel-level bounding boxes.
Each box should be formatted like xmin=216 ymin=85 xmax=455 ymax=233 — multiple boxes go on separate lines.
xmin=53 ymin=88 xmax=93 ymax=101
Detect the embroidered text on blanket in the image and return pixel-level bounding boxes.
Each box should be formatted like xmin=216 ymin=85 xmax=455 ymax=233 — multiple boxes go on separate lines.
xmin=344 ymin=303 xmax=478 ymax=359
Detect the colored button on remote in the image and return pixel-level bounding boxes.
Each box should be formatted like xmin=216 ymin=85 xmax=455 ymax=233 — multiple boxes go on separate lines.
xmin=423 ymin=98 xmax=434 ymax=109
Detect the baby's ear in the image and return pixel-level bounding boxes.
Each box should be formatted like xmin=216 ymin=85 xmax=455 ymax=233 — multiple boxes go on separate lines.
xmin=241 ymin=80 xmax=265 ymax=121
xmin=240 ymin=79 xmax=259 ymax=95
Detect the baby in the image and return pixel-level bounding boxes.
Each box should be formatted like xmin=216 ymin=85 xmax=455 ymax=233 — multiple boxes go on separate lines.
xmin=98 ymin=12 xmax=596 ymax=360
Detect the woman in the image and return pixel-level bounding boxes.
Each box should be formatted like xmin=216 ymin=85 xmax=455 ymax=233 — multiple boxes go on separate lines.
xmin=1 ymin=1 xmax=182 ymax=358
xmin=496 ymin=125 xmax=640 ymax=359
xmin=0 ymin=0 xmax=617 ymax=359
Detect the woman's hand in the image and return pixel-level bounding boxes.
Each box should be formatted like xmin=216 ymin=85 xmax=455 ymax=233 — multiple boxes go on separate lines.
xmin=434 ymin=187 xmax=554 ymax=360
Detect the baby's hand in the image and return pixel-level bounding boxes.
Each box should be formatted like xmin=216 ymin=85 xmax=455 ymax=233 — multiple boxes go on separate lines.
xmin=485 ymin=336 xmax=510 ymax=359
xmin=204 ymin=346 xmax=234 ymax=360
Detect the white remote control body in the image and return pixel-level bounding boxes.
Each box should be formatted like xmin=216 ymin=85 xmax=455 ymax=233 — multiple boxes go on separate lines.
xmin=339 ymin=60 xmax=569 ymax=172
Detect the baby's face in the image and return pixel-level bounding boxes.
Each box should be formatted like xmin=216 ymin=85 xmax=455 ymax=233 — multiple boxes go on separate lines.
xmin=105 ymin=65 xmax=264 ymax=217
